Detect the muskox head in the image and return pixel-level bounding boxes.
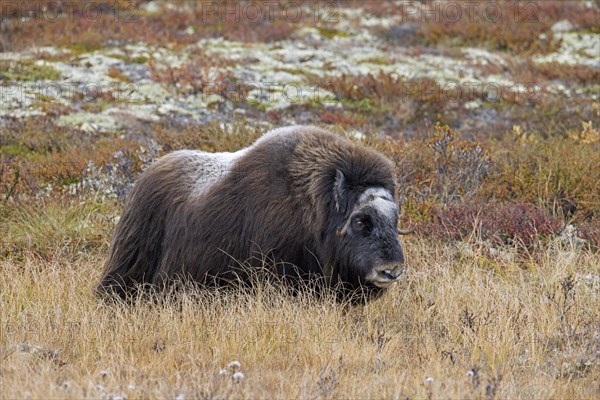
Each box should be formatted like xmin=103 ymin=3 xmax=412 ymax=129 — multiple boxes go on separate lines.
xmin=326 ymin=169 xmax=406 ymax=292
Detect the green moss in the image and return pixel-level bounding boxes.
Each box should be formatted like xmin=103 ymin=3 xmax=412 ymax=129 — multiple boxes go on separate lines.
xmin=248 ymin=100 xmax=269 ymax=112
xmin=361 ymin=56 xmax=393 ymax=65
xmin=81 ymin=100 xmax=116 ymax=113
xmin=305 ymin=97 xmax=328 ymax=109
xmin=108 ymin=53 xmax=148 ymax=65
xmin=107 ymin=68 xmax=132 ymax=83
xmin=341 ymin=98 xmax=386 ymax=114
xmin=272 ymin=67 xmax=306 ymax=77
xmin=583 ymin=84 xmax=600 ymax=95
xmin=129 ymin=55 xmax=149 ymax=64
xmin=67 ymin=41 xmax=104 ymax=56
xmin=318 ymin=27 xmax=350 ymax=39
xmin=0 ymin=61 xmax=60 ymax=81
xmin=573 ymin=27 xmax=600 ymax=35
xmin=0 ymin=144 xmax=33 ymax=157
xmin=34 ymin=93 xmax=56 ymax=103
xmin=57 ymin=177 xmax=80 ymax=186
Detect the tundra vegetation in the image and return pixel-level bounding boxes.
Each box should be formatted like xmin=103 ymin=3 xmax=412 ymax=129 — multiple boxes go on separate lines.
xmin=0 ymin=1 xmax=599 ymax=399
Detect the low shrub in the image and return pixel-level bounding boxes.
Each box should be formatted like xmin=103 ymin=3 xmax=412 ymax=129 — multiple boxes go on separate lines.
xmin=411 ymin=201 xmax=563 ymax=246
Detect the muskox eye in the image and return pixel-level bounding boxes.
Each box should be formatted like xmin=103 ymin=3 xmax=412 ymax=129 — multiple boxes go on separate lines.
xmin=351 ymin=217 xmax=366 ymax=231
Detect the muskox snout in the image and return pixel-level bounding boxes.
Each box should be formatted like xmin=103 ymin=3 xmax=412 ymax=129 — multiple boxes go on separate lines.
xmin=365 ymin=264 xmax=406 ymax=288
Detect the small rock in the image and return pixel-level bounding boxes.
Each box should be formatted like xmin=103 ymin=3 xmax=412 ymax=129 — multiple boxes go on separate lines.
xmin=142 ymin=1 xmax=161 ymax=13
xmin=551 ymin=20 xmax=575 ymax=33
xmin=348 ymin=130 xmax=365 ymax=140
xmin=382 ymin=23 xmax=421 ymax=45
xmin=464 ymin=100 xmax=481 ymax=110
xmin=559 ymin=224 xmax=588 ymax=248
xmin=205 ymin=94 xmax=224 ymax=106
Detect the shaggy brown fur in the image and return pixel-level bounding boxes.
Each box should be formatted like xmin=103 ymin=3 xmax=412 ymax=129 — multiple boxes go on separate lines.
xmin=98 ymin=126 xmax=405 ymax=301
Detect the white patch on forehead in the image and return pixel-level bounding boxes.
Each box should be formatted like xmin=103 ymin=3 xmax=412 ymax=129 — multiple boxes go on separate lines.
xmin=370 ymin=197 xmax=398 ymax=218
xmin=357 ymin=187 xmax=396 ymax=219
xmin=358 ymin=187 xmax=394 ymax=204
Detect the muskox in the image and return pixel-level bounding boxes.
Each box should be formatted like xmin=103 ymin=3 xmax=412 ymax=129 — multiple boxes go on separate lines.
xmin=97 ymin=126 xmax=407 ymax=302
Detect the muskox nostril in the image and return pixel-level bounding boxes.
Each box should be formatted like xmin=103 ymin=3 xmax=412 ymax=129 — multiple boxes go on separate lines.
xmin=383 ymin=269 xmax=399 ymax=279
xmin=382 ymin=270 xmax=396 ymax=279
xmin=366 ymin=266 xmax=406 ymax=288
xmin=380 ymin=267 xmax=406 ymax=280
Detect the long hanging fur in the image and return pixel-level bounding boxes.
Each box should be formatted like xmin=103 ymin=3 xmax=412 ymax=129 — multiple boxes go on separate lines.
xmin=97 ymin=126 xmax=398 ymax=299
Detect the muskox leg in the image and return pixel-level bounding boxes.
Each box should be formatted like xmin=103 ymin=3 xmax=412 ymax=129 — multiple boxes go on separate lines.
xmin=97 ymin=203 xmax=166 ymax=300
xmin=96 ymin=157 xmax=185 ymax=300
xmin=97 ymin=195 xmax=167 ymax=300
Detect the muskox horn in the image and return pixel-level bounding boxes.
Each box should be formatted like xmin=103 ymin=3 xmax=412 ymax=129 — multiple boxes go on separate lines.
xmin=336 ymin=223 xmax=349 ymax=237
xmin=397 ymin=228 xmax=414 ymax=235
xmin=336 ymin=216 xmax=353 ymax=237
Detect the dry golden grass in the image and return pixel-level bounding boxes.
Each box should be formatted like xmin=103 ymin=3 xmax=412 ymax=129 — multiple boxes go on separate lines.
xmin=1 ymin=224 xmax=599 ymax=399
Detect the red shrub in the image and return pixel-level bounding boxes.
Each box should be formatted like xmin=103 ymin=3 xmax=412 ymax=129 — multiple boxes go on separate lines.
xmin=578 ymin=221 xmax=600 ymax=251
xmin=412 ymin=201 xmax=563 ymax=246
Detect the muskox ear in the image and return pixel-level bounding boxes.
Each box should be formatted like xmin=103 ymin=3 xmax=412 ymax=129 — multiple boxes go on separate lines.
xmin=333 ymin=169 xmax=348 ymax=214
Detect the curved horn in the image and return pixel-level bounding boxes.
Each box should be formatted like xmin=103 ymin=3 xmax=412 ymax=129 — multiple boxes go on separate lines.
xmin=397 ymin=228 xmax=414 ymax=235
xmin=336 ymin=223 xmax=349 ymax=237
xmin=336 ymin=215 xmax=353 ymax=237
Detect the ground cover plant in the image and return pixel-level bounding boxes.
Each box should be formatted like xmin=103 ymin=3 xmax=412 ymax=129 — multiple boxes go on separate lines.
xmin=1 ymin=1 xmax=599 ymax=398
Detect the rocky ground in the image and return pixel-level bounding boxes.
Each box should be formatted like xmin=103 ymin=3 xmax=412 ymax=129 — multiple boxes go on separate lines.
xmin=1 ymin=1 xmax=598 ymax=138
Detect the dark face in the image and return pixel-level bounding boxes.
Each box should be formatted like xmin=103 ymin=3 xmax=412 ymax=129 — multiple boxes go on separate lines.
xmin=334 ymin=187 xmax=406 ymax=289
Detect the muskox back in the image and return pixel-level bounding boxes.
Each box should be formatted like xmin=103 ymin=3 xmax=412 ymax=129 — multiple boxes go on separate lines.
xmin=98 ymin=126 xmax=405 ymax=300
